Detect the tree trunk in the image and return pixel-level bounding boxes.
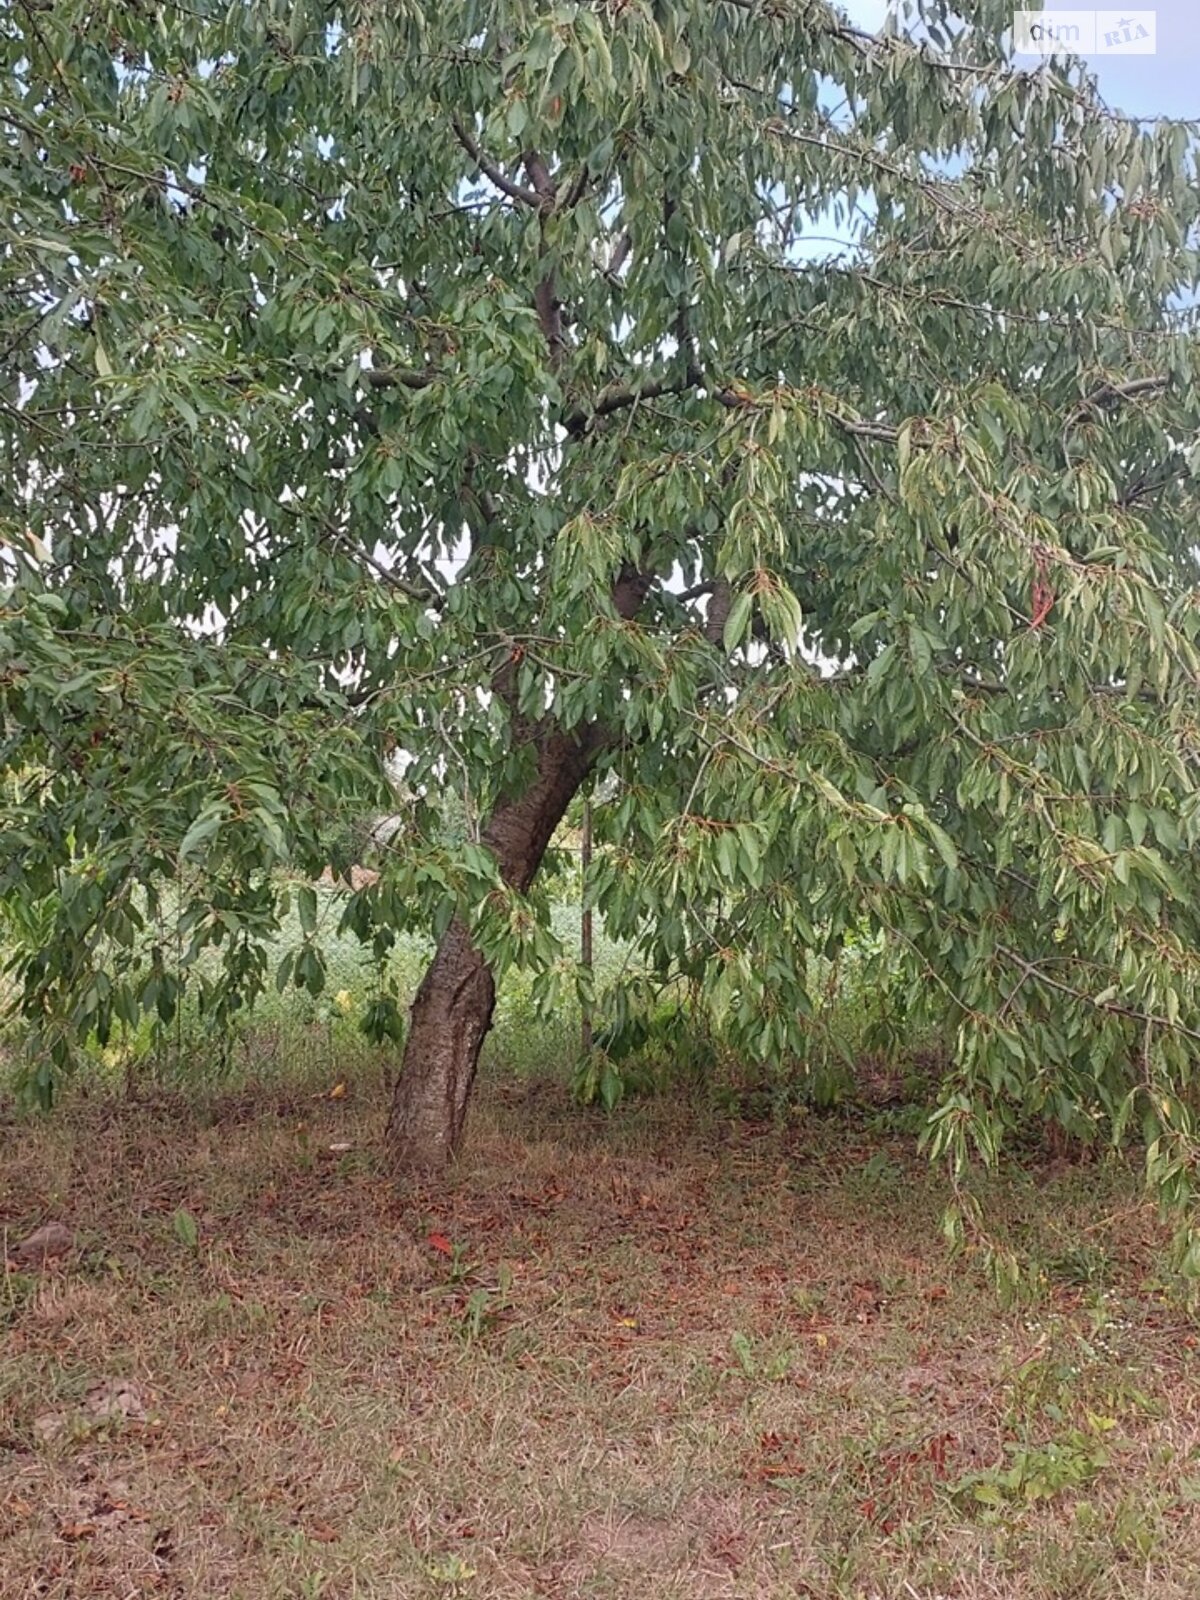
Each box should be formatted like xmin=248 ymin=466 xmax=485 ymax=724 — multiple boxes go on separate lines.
xmin=387 ymin=569 xmax=651 ymax=1173
xmin=384 ymin=919 xmax=498 ymax=1173
xmin=385 ymin=724 xmax=601 ymax=1172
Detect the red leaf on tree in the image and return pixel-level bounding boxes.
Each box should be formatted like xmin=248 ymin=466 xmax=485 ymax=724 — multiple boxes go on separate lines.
xmin=1030 ymin=579 xmax=1055 ymax=628
xmin=1030 ymin=552 xmax=1055 ymax=628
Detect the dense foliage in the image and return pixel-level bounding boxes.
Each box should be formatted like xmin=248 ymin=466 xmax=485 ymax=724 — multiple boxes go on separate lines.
xmin=4 ymin=2 xmax=1200 ymax=1200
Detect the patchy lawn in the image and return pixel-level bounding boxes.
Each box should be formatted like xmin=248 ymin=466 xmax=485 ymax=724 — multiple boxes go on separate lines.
xmin=2 ymin=1074 xmax=1199 ymax=1599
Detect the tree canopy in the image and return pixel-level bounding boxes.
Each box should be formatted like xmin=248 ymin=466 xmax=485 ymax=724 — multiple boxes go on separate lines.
xmin=4 ymin=1 xmax=1200 ymax=1206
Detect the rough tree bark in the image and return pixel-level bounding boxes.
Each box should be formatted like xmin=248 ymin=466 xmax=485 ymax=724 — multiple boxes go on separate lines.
xmin=386 ymin=569 xmax=651 ymax=1172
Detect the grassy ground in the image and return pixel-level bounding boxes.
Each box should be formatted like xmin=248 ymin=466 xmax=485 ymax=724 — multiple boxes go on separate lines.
xmin=3 ymin=1062 xmax=1200 ymax=1599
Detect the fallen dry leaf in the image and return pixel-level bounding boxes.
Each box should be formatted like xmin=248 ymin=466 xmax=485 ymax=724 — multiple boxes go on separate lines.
xmin=85 ymin=1378 xmax=148 ymax=1424
xmin=427 ymin=1232 xmax=453 ymax=1256
xmin=58 ymin=1522 xmax=96 ymax=1542
xmin=33 ymin=1411 xmax=67 ymax=1444
xmin=10 ymin=1221 xmax=74 ymax=1267
xmin=88 ymin=1482 xmax=145 ymax=1530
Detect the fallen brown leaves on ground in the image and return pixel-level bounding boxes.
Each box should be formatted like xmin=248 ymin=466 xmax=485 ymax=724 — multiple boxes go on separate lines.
xmin=2 ymin=1074 xmax=1199 ymax=1598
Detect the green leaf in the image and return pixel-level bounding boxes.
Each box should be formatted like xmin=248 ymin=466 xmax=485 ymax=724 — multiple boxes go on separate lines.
xmin=723 ymin=591 xmax=753 ymax=654
xmin=179 ymin=811 xmax=223 ymax=860
xmin=172 ymin=1208 xmax=199 ymax=1250
xmin=298 ymin=884 xmax=318 ymax=935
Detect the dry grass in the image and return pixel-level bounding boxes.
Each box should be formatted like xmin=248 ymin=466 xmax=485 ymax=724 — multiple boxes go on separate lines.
xmin=3 ymin=1071 xmax=1200 ymax=1599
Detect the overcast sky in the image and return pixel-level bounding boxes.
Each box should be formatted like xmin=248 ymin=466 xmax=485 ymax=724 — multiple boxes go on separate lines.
xmin=846 ymin=0 xmax=1200 ymax=119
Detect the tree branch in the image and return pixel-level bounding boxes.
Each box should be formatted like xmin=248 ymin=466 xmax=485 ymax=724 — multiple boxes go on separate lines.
xmin=562 ymin=163 xmax=591 ymax=209
xmin=307 ymin=514 xmax=442 ymax=605
xmin=1068 ymin=373 xmax=1169 ymax=430
xmin=522 ymin=149 xmax=557 ymax=209
xmin=996 ymin=943 xmax=1200 ymax=1046
xmin=604 ymin=229 xmax=632 ymax=284
xmin=362 ymin=365 xmax=437 ymax=391
xmin=703 ymin=577 xmax=733 ymax=647
xmin=564 ymin=369 xmax=906 ymax=443
xmin=460 ymin=449 xmax=500 ymax=553
xmin=451 ymin=115 xmax=540 ymax=208
xmin=1119 ymin=456 xmax=1191 ymax=507
xmin=834 ymin=415 xmax=900 ymax=442
xmin=563 ymin=373 xmax=696 ymax=436
xmin=533 ymin=276 xmax=564 ymax=367
xmin=519 ymin=149 xmax=565 ymax=365
xmin=611 ymin=563 xmax=655 ymax=621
